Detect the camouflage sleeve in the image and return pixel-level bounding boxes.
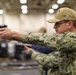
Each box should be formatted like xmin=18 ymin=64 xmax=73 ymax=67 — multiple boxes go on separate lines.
xmin=21 ymin=33 xmax=59 ymax=48
xmin=21 ymin=32 xmax=76 ymax=51
xmin=31 ymin=51 xmax=60 ymax=67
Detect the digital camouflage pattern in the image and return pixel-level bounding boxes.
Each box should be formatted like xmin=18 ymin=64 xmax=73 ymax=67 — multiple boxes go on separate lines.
xmin=31 ymin=50 xmax=76 ymax=75
xmin=21 ymin=32 xmax=76 ymax=75
xmin=21 ymin=32 xmax=76 ymax=51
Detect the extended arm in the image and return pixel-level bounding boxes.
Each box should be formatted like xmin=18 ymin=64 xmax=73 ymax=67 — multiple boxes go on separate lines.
xmin=24 ymin=46 xmax=60 ymax=67
xmin=0 ymin=28 xmax=76 ymax=51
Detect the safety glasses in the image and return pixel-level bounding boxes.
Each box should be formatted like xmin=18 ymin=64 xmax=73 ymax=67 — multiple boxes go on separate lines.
xmin=55 ymin=20 xmax=69 ymax=26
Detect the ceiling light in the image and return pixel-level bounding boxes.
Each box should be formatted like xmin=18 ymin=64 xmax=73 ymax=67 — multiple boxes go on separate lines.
xmin=0 ymin=9 xmax=3 ymax=14
xmin=20 ymin=0 xmax=27 ymax=4
xmin=52 ymin=4 xmax=59 ymax=9
xmin=21 ymin=5 xmax=27 ymax=9
xmin=22 ymin=9 xmax=28 ymax=14
xmin=57 ymin=0 xmax=65 ymax=4
xmin=48 ymin=9 xmax=54 ymax=14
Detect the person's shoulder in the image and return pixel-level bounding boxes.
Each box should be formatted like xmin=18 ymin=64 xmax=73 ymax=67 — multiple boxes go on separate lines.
xmin=65 ymin=32 xmax=76 ymax=35
xmin=65 ymin=32 xmax=76 ymax=38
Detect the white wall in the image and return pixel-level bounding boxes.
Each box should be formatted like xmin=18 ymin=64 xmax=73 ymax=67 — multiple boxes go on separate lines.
xmin=46 ymin=14 xmax=55 ymax=34
xmin=0 ymin=10 xmax=55 ymax=34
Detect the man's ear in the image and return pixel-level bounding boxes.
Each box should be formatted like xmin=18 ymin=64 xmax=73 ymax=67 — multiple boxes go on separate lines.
xmin=67 ymin=21 xmax=73 ymax=29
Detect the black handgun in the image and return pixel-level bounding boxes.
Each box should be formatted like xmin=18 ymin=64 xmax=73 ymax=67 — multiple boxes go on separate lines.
xmin=0 ymin=25 xmax=7 ymax=28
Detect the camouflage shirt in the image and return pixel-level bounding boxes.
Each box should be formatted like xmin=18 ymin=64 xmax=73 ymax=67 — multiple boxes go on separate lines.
xmin=21 ymin=32 xmax=76 ymax=51
xmin=21 ymin=32 xmax=76 ymax=75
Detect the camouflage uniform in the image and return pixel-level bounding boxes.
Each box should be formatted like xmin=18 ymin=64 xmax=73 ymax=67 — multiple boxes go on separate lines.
xmin=21 ymin=32 xmax=76 ymax=75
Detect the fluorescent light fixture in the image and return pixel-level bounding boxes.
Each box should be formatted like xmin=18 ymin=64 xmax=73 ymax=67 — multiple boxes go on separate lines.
xmin=48 ymin=9 xmax=54 ymax=14
xmin=52 ymin=4 xmax=59 ymax=9
xmin=0 ymin=9 xmax=3 ymax=14
xmin=20 ymin=0 xmax=27 ymax=4
xmin=21 ymin=5 xmax=27 ymax=9
xmin=57 ymin=0 xmax=65 ymax=4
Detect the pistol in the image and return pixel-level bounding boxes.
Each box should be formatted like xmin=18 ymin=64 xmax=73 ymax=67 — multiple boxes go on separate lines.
xmin=0 ymin=25 xmax=7 ymax=28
